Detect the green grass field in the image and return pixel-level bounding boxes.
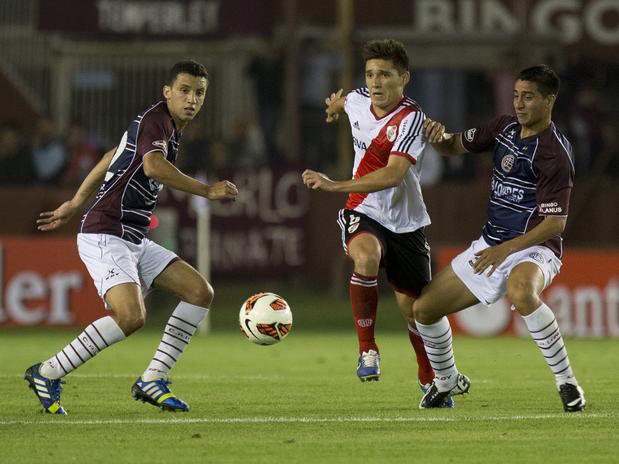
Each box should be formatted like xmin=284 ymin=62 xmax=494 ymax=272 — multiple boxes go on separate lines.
xmin=2 ymin=326 xmax=617 ymax=464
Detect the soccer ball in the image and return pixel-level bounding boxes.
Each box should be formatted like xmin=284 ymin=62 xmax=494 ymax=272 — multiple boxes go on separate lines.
xmin=239 ymin=292 xmax=293 ymax=345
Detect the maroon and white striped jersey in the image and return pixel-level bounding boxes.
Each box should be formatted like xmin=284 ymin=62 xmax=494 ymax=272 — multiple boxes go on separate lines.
xmin=80 ymin=101 xmax=181 ymax=243
xmin=343 ymin=88 xmax=430 ymax=233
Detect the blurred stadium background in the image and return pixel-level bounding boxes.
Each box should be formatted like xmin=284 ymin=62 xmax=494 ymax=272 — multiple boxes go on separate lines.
xmin=0 ymin=0 xmax=617 ymax=339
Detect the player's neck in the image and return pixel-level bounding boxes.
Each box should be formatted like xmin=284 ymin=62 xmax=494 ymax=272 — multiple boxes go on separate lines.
xmin=371 ymin=98 xmax=401 ymax=118
xmin=520 ymin=117 xmax=551 ymax=139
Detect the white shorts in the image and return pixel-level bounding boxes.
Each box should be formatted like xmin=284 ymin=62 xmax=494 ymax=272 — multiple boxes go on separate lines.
xmin=77 ymin=233 xmax=179 ymax=306
xmin=451 ymin=236 xmax=562 ymax=306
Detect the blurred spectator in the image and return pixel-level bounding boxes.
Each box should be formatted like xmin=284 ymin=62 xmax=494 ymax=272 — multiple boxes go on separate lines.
xmin=299 ymin=38 xmax=339 ymax=170
xmin=246 ymin=39 xmax=284 ymax=162
xmin=569 ymin=85 xmax=607 ymax=175
xmin=178 ymin=121 xmax=210 ymax=177
xmin=61 ymin=121 xmax=98 ymax=186
xmin=31 ymin=117 xmax=68 ymax=185
xmin=227 ymin=118 xmax=267 ymax=170
xmin=0 ymin=122 xmax=33 ymax=185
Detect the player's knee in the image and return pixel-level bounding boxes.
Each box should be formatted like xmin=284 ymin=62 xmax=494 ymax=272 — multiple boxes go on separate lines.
xmin=351 ymin=253 xmax=380 ymax=275
xmin=183 ymin=278 xmax=214 ymax=308
xmin=507 ymin=280 xmax=539 ymax=313
xmin=413 ymin=298 xmax=434 ymax=325
xmin=112 ymin=305 xmax=145 ymax=335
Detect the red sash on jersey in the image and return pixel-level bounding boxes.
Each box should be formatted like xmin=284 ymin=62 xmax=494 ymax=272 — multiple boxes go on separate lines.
xmin=346 ymin=106 xmax=415 ymax=210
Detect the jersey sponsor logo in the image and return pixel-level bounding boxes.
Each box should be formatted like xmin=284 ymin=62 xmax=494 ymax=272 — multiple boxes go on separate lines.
xmin=491 ymin=178 xmax=524 ymax=202
xmin=152 ymin=140 xmax=167 ymax=151
xmin=356 ymin=318 xmax=373 ymax=327
xmin=352 ymin=136 xmax=368 ymax=150
xmin=540 ymin=202 xmax=563 ymax=214
xmin=501 ymin=154 xmax=515 ymax=172
xmin=464 ymin=128 xmax=476 ymax=142
xmin=386 ymin=125 xmax=397 ymax=142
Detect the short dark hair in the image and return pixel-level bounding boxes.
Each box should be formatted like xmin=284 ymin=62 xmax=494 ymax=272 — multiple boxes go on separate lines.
xmin=362 ymin=39 xmax=409 ymax=74
xmin=168 ymin=60 xmax=208 ymax=86
xmin=517 ymin=65 xmax=560 ymax=97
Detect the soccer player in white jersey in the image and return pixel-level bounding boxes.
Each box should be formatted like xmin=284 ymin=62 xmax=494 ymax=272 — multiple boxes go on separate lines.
xmin=415 ymin=65 xmax=586 ymax=412
xmin=24 ymin=60 xmax=238 ymax=414
xmin=302 ymin=39 xmax=451 ymax=405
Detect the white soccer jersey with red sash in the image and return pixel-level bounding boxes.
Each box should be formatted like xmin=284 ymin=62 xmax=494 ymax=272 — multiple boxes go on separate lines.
xmin=343 ymin=88 xmax=430 ymax=233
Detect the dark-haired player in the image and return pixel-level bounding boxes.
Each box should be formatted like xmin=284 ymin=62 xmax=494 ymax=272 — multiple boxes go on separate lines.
xmin=416 ymin=65 xmax=586 ymax=412
xmin=24 ymin=60 xmax=238 ymax=414
xmin=302 ymin=39 xmax=451 ymax=406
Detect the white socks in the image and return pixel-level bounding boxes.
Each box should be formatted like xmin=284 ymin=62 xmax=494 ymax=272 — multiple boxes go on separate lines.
xmin=415 ymin=317 xmax=459 ymax=391
xmin=523 ymin=302 xmax=576 ymax=388
xmin=142 ymin=301 xmax=208 ymax=381
xmin=39 ymin=316 xmax=126 ymax=379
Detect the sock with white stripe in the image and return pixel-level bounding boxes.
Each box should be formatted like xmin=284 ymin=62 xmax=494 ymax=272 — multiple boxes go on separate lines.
xmin=522 ymin=302 xmax=577 ymax=388
xmin=407 ymin=323 xmax=435 ymax=385
xmin=142 ymin=301 xmax=208 ymax=381
xmin=39 ymin=316 xmax=126 ymax=379
xmin=415 ymin=317 xmax=459 ymax=391
xmin=349 ymin=272 xmax=379 ymax=354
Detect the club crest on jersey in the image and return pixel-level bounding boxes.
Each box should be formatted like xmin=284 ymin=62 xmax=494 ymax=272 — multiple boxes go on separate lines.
xmin=501 ymin=154 xmax=515 ymax=172
xmin=386 ymin=125 xmax=397 ymax=142
xmin=464 ymin=128 xmax=476 ymax=142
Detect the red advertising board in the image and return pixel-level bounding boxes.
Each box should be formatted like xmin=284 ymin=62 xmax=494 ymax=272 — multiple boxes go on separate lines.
xmin=438 ymin=247 xmax=619 ymax=337
xmin=0 ymin=237 xmax=104 ymax=327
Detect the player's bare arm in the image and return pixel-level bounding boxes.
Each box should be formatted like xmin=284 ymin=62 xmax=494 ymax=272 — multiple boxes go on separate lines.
xmin=143 ymin=150 xmax=237 ymax=200
xmin=303 ymin=155 xmax=410 ymax=193
xmin=37 ymin=146 xmax=117 ymax=231
xmin=423 ymin=118 xmax=466 ymax=156
xmin=473 ymin=215 xmax=567 ymax=276
xmin=325 ymin=88 xmax=345 ymax=123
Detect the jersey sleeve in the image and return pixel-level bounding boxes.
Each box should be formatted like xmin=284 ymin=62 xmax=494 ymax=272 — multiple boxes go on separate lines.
xmin=137 ymin=112 xmax=172 ymax=158
xmin=390 ymin=110 xmax=425 ymax=165
xmin=534 ymin=146 xmax=574 ymax=216
xmin=344 ymin=88 xmax=369 ymax=117
xmin=461 ymin=115 xmax=515 ymax=153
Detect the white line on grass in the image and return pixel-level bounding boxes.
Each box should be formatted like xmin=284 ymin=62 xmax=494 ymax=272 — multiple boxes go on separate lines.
xmin=0 ymin=413 xmax=614 ymax=426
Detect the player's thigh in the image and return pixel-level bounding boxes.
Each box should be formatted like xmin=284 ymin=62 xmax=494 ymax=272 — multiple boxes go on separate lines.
xmin=414 ymin=265 xmax=479 ymax=323
xmin=104 ymin=282 xmax=147 ymax=331
xmin=347 ymin=233 xmax=382 ymax=271
xmin=153 ymin=259 xmax=213 ymax=307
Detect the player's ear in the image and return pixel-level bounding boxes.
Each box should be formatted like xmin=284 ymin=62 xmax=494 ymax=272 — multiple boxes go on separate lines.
xmin=162 ymin=84 xmax=171 ymax=100
xmin=401 ymin=71 xmax=410 ymax=87
xmin=545 ymin=94 xmax=556 ymax=110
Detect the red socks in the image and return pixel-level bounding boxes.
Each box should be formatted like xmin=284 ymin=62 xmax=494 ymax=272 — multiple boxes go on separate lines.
xmin=408 ymin=323 xmax=435 ymax=385
xmin=350 ymin=273 xmax=378 ymax=354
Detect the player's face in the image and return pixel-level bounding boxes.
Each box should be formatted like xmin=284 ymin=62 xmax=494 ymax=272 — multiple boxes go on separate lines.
xmin=513 ymin=79 xmax=554 ymax=128
xmin=163 ymin=73 xmax=208 ymax=127
xmin=365 ymin=59 xmax=409 ymax=115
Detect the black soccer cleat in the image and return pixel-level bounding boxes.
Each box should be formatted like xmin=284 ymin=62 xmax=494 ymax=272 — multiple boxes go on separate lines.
xmin=559 ymin=383 xmax=586 ymax=412
xmin=419 ymin=373 xmax=470 ymax=409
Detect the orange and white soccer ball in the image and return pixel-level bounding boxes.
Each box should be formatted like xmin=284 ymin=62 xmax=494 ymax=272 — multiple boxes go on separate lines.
xmin=239 ymin=292 xmax=293 ymax=345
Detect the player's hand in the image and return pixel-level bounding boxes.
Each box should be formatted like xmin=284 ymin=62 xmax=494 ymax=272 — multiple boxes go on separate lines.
xmin=302 ymin=169 xmax=337 ymax=192
xmin=325 ymin=89 xmax=344 ymax=123
xmin=473 ymin=243 xmax=513 ymax=276
xmin=205 ymin=180 xmax=238 ymax=201
xmin=37 ymin=201 xmax=78 ymax=231
xmin=423 ymin=118 xmax=446 ymax=144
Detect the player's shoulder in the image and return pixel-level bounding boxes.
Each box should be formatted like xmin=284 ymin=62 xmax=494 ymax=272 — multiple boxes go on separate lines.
xmin=346 ymin=87 xmax=370 ymax=106
xmin=534 ymin=123 xmax=574 ymax=169
xmin=491 ymin=114 xmax=518 ymax=133
xmin=139 ymin=101 xmax=174 ymax=131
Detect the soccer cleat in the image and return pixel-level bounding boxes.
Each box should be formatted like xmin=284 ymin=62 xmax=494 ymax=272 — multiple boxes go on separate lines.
xmin=559 ymin=383 xmax=586 ymax=412
xmin=24 ymin=363 xmax=67 ymax=415
xmin=419 ymin=373 xmax=470 ymax=409
xmin=131 ymin=377 xmax=189 ymax=412
xmin=357 ymin=349 xmax=380 ymax=382
xmin=419 ymin=382 xmax=455 ymax=408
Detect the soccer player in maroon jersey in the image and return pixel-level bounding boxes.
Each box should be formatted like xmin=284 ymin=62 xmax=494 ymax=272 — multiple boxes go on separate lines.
xmin=416 ymin=65 xmax=586 ymax=412
xmin=303 ymin=39 xmax=451 ymax=406
xmin=24 ymin=61 xmax=238 ymax=414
